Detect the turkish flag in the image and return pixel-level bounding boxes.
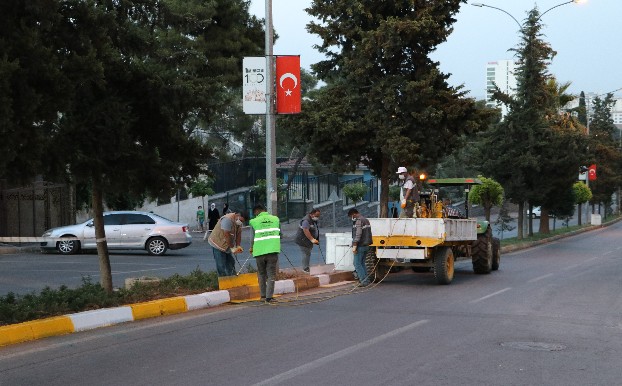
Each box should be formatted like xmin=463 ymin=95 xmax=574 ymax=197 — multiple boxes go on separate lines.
xmin=588 ymin=164 xmax=597 ymax=181
xmin=276 ymin=56 xmax=301 ymax=114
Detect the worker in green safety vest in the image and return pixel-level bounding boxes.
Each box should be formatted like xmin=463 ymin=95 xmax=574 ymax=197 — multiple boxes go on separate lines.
xmin=249 ymin=204 xmax=281 ymax=303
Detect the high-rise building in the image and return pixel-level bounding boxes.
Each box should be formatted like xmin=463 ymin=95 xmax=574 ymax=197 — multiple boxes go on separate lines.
xmin=485 ymin=60 xmax=517 ymax=117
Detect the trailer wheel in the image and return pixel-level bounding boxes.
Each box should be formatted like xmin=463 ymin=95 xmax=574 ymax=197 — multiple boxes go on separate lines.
xmin=472 ymin=227 xmax=492 ymax=274
xmin=434 ymin=247 xmax=454 ymax=285
xmin=491 ymin=237 xmax=501 ymax=271
xmin=364 ymin=248 xmax=389 ymax=282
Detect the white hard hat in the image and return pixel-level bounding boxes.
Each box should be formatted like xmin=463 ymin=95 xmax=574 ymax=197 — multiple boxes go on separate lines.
xmin=396 ymin=166 xmax=408 ymax=174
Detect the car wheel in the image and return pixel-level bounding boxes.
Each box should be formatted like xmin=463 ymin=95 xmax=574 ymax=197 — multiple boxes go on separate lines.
xmin=57 ymin=237 xmax=80 ymax=255
xmin=146 ymin=237 xmax=168 ymax=256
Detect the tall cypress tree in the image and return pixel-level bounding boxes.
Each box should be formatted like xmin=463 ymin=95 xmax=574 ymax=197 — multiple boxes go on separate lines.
xmin=287 ymin=0 xmax=490 ymax=216
xmin=588 ymin=94 xmax=622 ymax=212
xmin=478 ymin=8 xmax=586 ymax=237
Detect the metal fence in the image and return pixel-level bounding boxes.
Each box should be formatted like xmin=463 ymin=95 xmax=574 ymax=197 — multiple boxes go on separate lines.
xmin=207 ymin=157 xmax=287 ymax=194
xmin=286 ymin=172 xmax=378 ymax=205
xmin=0 ymin=182 xmax=73 ymax=237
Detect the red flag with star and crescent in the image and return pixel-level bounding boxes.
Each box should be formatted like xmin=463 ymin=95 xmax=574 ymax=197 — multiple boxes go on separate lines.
xmin=588 ymin=164 xmax=597 ymax=181
xmin=276 ymin=56 xmax=301 ymax=114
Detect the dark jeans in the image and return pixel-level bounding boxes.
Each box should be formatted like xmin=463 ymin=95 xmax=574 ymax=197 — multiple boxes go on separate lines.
xmin=353 ymin=245 xmax=370 ymax=284
xmin=212 ymin=247 xmax=236 ymax=277
xmin=256 ymin=253 xmax=278 ymax=299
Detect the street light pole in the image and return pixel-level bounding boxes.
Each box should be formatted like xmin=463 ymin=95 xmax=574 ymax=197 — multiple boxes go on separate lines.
xmin=471 ymin=3 xmax=521 ymax=29
xmin=472 ymin=1 xmax=583 ymax=27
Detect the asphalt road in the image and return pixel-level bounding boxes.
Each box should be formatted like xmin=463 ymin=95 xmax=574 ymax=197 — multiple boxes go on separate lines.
xmin=1 ymin=221 xmax=621 ymax=385
xmin=0 ymin=229 xmax=338 ymax=296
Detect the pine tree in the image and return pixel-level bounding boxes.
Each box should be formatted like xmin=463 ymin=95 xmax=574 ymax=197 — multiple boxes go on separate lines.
xmin=286 ymin=0 xmax=491 ymax=217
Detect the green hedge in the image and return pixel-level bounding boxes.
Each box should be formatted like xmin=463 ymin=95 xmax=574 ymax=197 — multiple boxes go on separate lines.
xmin=0 ymin=268 xmax=218 ymax=326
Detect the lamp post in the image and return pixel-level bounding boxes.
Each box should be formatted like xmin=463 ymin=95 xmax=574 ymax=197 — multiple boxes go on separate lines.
xmin=264 ymin=0 xmax=278 ymax=215
xmin=471 ymin=3 xmax=520 ymax=29
xmin=472 ymin=1 xmax=583 ymax=27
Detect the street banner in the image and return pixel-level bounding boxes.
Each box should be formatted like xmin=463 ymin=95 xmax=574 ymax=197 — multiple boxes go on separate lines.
xmin=588 ymin=164 xmax=597 ymax=181
xmin=243 ymin=57 xmax=267 ymax=114
xmin=276 ymin=56 xmax=301 ymax=114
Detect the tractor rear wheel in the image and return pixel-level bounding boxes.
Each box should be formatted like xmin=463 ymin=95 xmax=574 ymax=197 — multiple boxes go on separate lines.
xmin=434 ymin=247 xmax=454 ymax=285
xmin=364 ymin=248 xmax=389 ymax=282
xmin=472 ymin=227 xmax=492 ymax=274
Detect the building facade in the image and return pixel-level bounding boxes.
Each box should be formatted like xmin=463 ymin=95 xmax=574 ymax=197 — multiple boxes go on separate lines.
xmin=485 ymin=60 xmax=517 ymax=117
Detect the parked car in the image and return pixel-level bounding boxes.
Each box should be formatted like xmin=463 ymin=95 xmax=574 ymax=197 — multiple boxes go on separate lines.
xmin=527 ymin=207 xmax=541 ymax=218
xmin=41 ymin=211 xmax=192 ymax=256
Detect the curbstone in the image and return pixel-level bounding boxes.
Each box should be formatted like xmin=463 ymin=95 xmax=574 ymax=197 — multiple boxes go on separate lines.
xmin=292 ymin=276 xmax=320 ymax=292
xmin=184 ymin=290 xmax=230 ymax=311
xmin=130 ymin=297 xmax=187 ymax=320
xmin=316 ymin=274 xmax=330 ymax=286
xmin=274 ymin=279 xmax=295 ymax=295
xmin=0 ymin=271 xmax=356 ymax=347
xmin=69 ymin=307 xmax=134 ymax=332
xmin=0 ymin=316 xmax=74 ymax=347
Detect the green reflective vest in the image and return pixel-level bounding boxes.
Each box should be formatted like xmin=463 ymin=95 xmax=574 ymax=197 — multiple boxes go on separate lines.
xmin=250 ymin=212 xmax=281 ymax=257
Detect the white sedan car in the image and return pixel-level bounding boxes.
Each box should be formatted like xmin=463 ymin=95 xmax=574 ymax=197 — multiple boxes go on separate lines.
xmin=527 ymin=206 xmax=542 ymax=218
xmin=41 ymin=211 xmax=192 ymax=256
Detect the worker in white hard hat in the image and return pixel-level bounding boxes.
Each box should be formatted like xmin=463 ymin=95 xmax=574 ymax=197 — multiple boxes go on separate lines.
xmin=396 ymin=166 xmax=418 ymax=218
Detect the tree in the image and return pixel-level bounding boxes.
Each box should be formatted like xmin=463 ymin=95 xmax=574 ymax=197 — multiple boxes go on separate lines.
xmin=289 ymin=1 xmax=491 ymax=218
xmin=39 ymin=0 xmax=263 ymax=292
xmin=468 ymin=177 xmax=504 ymax=222
xmin=342 ymin=182 xmax=369 ymax=206
xmin=477 ymin=8 xmax=586 ymax=237
xmin=587 ymin=94 xmax=622 ymax=215
xmin=573 ymin=181 xmax=592 ymax=226
xmin=0 ymin=1 xmax=69 ymax=184
xmin=494 ymin=202 xmax=516 ymax=239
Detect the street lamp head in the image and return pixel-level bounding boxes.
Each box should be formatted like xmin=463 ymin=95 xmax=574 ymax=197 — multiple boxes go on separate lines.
xmin=471 ymin=3 xmax=484 ymax=7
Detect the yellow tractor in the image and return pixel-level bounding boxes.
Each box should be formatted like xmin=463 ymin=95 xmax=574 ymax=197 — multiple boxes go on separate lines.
xmin=365 ymin=178 xmax=500 ymax=285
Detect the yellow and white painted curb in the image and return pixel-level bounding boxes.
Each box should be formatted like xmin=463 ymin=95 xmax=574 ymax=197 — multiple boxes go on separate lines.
xmin=0 ymin=290 xmax=231 ymax=347
xmin=0 ymin=271 xmax=354 ymax=348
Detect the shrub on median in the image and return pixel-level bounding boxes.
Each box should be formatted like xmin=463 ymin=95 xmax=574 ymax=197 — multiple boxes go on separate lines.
xmin=0 ymin=268 xmax=218 ymax=326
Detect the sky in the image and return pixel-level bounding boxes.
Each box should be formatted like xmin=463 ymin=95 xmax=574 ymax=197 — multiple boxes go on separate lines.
xmin=249 ymin=0 xmax=621 ymax=100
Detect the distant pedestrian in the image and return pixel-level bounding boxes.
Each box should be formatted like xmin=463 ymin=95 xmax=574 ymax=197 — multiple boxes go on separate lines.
xmin=348 ymin=208 xmax=372 ymax=286
xmin=223 ymin=203 xmax=231 ymax=215
xmin=208 ymin=211 xmax=245 ymax=277
xmin=249 ymin=204 xmax=281 ymax=303
xmin=390 ymin=204 xmax=398 ymax=218
xmin=196 ymin=206 xmax=205 ymax=231
xmin=207 ymin=203 xmax=220 ymax=231
xmin=295 ymin=209 xmax=321 ymax=272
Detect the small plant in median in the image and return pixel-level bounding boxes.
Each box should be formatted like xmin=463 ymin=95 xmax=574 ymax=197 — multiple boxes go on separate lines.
xmin=342 ymin=182 xmax=369 ymax=206
xmin=0 ymin=268 xmax=218 ymax=326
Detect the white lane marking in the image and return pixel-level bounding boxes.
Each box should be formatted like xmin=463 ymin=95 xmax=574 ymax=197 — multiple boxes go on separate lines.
xmin=253 ymin=320 xmax=430 ymax=386
xmin=528 ymin=273 xmax=554 ymax=283
xmin=469 ymin=288 xmax=512 ymax=304
xmin=563 ymin=264 xmax=580 ymax=271
xmin=602 ymin=250 xmax=613 ymax=255
xmin=584 ymin=256 xmax=600 ymax=263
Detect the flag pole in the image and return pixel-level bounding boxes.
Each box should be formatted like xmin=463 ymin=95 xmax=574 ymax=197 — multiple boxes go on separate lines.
xmin=265 ymin=0 xmax=278 ymax=215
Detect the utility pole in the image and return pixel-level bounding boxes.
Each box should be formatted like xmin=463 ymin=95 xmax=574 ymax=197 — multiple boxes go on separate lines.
xmin=265 ymin=0 xmax=278 ymax=215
